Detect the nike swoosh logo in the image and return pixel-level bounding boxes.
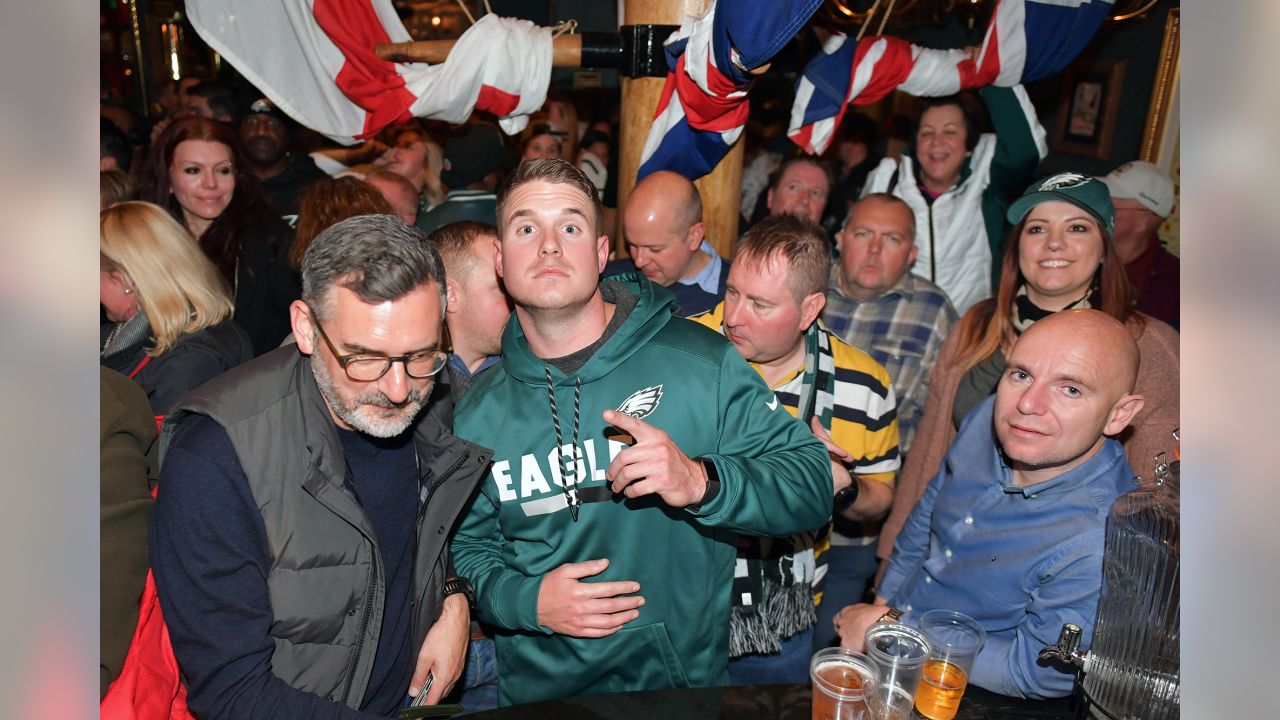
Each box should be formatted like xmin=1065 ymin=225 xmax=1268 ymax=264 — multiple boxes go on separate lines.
xmin=765 ymin=397 xmax=778 ymax=411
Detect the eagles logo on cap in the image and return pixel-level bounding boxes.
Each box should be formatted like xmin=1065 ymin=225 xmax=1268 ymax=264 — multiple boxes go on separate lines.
xmin=1036 ymin=172 xmax=1090 ymax=192
xmin=1006 ymin=172 xmax=1116 ymax=235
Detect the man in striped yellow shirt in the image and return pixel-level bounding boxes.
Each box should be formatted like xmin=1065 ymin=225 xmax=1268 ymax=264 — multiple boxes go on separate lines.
xmin=695 ymin=214 xmax=900 ymax=684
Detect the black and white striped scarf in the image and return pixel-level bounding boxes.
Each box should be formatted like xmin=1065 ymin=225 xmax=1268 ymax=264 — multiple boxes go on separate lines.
xmin=729 ymin=322 xmax=836 ymax=657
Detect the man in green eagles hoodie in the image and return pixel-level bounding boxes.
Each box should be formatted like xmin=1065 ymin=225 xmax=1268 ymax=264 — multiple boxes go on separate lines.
xmin=451 ymin=158 xmax=833 ymax=705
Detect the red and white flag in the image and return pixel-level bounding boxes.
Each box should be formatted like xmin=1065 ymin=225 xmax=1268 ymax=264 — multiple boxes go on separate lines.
xmin=186 ymin=0 xmax=552 ymax=144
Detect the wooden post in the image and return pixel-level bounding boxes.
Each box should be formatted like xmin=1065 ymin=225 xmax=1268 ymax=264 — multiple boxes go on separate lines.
xmin=618 ymin=0 xmax=742 ymax=259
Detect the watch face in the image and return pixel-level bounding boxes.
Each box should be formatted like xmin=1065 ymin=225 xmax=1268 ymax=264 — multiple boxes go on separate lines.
xmin=834 ymin=484 xmax=858 ymax=509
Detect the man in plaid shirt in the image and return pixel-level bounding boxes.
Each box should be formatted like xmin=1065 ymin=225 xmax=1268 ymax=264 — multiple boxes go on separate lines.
xmin=822 ymin=194 xmax=957 ymax=453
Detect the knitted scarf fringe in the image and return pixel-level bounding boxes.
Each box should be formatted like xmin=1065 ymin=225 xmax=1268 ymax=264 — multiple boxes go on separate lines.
xmin=729 ymin=581 xmax=817 ymax=657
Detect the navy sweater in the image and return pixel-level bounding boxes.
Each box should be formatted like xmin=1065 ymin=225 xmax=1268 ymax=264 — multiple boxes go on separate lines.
xmin=602 ymin=258 xmax=729 ymax=317
xmin=150 ymin=414 xmax=419 ymax=719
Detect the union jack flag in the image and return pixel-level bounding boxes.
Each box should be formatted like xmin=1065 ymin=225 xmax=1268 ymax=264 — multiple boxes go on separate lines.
xmin=186 ymin=0 xmax=552 ymax=144
xmin=637 ymin=0 xmax=824 ymax=181
xmin=789 ymin=0 xmax=1116 ymax=155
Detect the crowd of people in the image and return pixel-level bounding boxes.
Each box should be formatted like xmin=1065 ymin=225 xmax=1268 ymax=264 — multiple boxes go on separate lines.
xmin=100 ymin=69 xmax=1179 ymax=719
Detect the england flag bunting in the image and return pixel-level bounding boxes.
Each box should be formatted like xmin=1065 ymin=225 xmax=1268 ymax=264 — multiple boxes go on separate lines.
xmin=637 ymin=0 xmax=824 ymax=181
xmin=789 ymin=0 xmax=1115 ymax=155
xmin=185 ymin=0 xmax=552 ymax=144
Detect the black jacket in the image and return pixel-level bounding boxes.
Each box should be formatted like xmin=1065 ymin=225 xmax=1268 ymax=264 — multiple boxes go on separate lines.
xmin=261 ymin=155 xmax=328 ymax=219
xmin=235 ymin=222 xmax=301 ymax=355
xmin=101 ymin=319 xmax=255 ymax=415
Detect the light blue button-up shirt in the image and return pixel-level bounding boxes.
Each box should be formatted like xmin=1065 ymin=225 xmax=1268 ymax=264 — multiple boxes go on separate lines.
xmin=679 ymin=239 xmax=723 ymax=295
xmin=880 ymin=395 xmax=1130 ymax=699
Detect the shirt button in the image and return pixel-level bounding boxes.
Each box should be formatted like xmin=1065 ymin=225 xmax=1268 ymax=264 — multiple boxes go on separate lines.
xmin=944 ymin=549 xmax=952 ymax=559
xmin=925 ymin=577 xmax=933 ymax=584
xmin=905 ymin=605 xmax=913 ymax=612
xmin=964 ymin=516 xmax=974 ymax=525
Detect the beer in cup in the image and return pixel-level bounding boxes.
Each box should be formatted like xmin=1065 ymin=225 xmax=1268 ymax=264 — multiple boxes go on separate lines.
xmin=914 ymin=610 xmax=987 ymax=720
xmin=810 ymin=647 xmax=880 ymax=720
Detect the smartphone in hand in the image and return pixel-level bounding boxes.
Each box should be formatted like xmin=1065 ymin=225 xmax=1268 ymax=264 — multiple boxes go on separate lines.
xmin=408 ymin=673 xmax=434 ymax=707
xmin=398 ymin=671 xmax=464 ymax=718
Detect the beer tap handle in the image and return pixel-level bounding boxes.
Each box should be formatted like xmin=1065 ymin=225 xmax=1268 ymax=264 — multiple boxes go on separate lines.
xmin=1152 ymin=451 xmax=1170 ymax=486
xmin=1038 ymin=623 xmax=1087 ymax=670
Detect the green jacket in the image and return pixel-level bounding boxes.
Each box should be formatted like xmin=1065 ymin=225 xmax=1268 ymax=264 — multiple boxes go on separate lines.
xmin=100 ymin=367 xmax=157 ymax=697
xmin=452 ymin=276 xmax=832 ymax=705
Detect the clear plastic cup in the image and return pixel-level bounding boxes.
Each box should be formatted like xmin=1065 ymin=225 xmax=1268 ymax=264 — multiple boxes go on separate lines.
xmin=863 ymin=621 xmax=931 ymax=720
xmin=810 ymin=647 xmax=881 ymax=720
xmin=914 ymin=610 xmax=988 ymax=720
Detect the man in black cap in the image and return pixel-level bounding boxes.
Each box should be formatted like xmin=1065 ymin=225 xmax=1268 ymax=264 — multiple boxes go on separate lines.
xmin=239 ymin=97 xmax=328 ymax=221
xmin=416 ymin=122 xmax=506 ymax=235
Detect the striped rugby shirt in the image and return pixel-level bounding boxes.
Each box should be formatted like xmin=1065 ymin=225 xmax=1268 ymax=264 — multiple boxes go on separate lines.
xmin=695 ymin=305 xmax=901 ymax=529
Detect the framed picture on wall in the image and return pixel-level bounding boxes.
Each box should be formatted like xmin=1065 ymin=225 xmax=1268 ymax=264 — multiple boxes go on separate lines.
xmin=1141 ymin=8 xmax=1180 ymax=171
xmin=1050 ymin=59 xmax=1127 ymax=160
xmin=1141 ymin=8 xmax=1180 ymax=255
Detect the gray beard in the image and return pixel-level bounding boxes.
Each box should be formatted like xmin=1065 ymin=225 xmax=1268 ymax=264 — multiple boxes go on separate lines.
xmin=311 ymin=357 xmax=429 ymax=438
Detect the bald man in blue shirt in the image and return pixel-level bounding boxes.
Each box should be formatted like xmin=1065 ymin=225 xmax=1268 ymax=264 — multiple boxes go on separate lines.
xmin=834 ymin=309 xmax=1146 ymax=699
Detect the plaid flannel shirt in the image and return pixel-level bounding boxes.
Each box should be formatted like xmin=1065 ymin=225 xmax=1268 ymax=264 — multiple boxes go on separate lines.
xmin=822 ymin=269 xmax=957 ymax=452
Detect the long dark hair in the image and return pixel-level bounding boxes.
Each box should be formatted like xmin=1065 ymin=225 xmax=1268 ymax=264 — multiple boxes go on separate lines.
xmin=136 ymin=116 xmax=284 ymax=282
xmin=949 ymin=215 xmax=1141 ymax=371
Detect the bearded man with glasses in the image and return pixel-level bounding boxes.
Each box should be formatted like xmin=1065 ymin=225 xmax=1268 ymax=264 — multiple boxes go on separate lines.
xmin=150 ymin=214 xmax=492 ymax=719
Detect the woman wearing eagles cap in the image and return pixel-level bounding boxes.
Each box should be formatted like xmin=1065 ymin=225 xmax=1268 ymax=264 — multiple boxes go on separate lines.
xmin=876 ymin=173 xmax=1179 ymax=569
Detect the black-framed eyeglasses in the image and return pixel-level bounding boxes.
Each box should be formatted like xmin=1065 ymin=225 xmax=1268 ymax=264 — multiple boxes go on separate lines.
xmin=311 ymin=316 xmax=448 ymax=382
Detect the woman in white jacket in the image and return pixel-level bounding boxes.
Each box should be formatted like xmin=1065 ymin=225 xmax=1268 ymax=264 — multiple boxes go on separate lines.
xmin=862 ymin=85 xmax=1047 ymax=314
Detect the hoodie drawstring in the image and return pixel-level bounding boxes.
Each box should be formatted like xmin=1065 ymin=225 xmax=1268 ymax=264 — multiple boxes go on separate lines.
xmin=544 ymin=367 xmax=584 ymax=521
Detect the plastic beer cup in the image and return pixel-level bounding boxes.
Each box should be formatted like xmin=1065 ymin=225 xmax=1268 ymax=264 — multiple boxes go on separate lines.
xmin=863 ymin=621 xmax=931 ymax=720
xmin=914 ymin=610 xmax=987 ymax=720
xmin=810 ymin=648 xmax=881 ymax=720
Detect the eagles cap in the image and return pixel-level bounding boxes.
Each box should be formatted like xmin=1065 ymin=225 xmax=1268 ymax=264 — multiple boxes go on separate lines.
xmin=1006 ymin=172 xmax=1115 ymax=235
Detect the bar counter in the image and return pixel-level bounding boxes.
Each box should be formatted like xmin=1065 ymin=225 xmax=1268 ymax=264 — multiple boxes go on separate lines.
xmin=462 ymin=683 xmax=1075 ymax=719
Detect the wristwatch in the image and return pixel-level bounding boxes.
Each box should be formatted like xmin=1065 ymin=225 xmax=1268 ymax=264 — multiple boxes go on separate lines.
xmin=442 ymin=576 xmax=476 ymax=609
xmin=878 ymin=607 xmax=903 ymax=624
xmin=689 ymin=458 xmax=721 ymax=512
xmin=833 ymin=479 xmax=860 ymax=511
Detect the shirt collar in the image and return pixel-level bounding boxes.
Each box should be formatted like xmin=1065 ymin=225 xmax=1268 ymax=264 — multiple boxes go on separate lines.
xmin=448 ymin=353 xmax=499 ymax=377
xmin=678 ymin=239 xmax=722 ymax=294
xmin=997 ymin=438 xmax=1128 ymax=498
xmin=956 ymin=395 xmax=1128 ymax=499
xmin=827 ymin=266 xmax=913 ymax=303
xmin=444 ymin=189 xmax=496 ymax=201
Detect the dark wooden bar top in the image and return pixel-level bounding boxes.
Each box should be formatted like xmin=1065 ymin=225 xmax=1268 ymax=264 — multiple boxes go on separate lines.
xmin=461 ymin=683 xmax=1075 ymax=719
